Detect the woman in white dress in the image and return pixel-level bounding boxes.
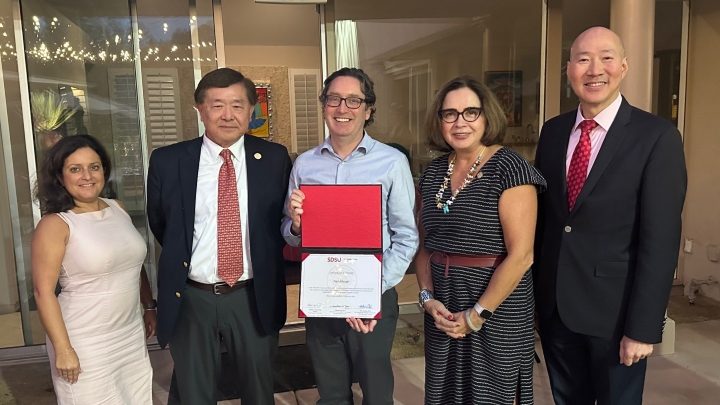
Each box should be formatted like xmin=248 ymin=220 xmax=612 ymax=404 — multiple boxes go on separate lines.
xmin=32 ymin=134 xmax=156 ymax=404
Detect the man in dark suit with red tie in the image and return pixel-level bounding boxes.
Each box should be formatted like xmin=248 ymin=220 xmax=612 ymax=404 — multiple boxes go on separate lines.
xmin=147 ymin=68 xmax=292 ymax=404
xmin=533 ymin=27 xmax=687 ymax=404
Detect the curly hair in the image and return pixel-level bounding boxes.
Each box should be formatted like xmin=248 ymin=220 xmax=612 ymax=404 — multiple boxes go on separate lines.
xmin=319 ymin=67 xmax=377 ymax=128
xmin=35 ymin=135 xmax=112 ymax=214
xmin=424 ymin=76 xmax=507 ymax=152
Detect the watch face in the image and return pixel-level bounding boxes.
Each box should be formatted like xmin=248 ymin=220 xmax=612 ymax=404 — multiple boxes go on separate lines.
xmin=418 ymin=290 xmax=432 ymax=306
xmin=480 ymin=309 xmax=492 ymax=319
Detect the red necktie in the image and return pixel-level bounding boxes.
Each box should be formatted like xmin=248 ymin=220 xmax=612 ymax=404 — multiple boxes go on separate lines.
xmin=217 ymin=149 xmax=243 ymax=286
xmin=567 ymin=120 xmax=598 ymax=211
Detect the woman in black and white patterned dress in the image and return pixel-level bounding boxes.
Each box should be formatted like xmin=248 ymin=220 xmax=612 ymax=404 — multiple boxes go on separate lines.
xmin=416 ymin=76 xmax=546 ymax=405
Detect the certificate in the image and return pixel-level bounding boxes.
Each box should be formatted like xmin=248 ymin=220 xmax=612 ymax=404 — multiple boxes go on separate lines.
xmin=299 ymin=253 xmax=382 ymax=319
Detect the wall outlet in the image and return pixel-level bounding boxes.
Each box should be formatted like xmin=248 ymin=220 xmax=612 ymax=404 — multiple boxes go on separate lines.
xmin=684 ymin=238 xmax=693 ymax=254
xmin=708 ymin=244 xmax=719 ymax=262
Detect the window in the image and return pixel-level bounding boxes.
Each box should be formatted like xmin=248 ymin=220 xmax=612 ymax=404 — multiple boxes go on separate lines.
xmin=289 ymin=69 xmax=323 ymax=154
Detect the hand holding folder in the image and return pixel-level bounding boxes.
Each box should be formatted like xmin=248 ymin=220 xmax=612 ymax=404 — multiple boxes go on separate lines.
xmin=297 ymin=185 xmax=384 ymax=319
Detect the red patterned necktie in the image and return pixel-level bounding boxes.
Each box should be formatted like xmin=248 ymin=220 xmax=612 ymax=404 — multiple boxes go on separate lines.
xmin=217 ymin=149 xmax=243 ymax=286
xmin=567 ymin=119 xmax=598 ymax=211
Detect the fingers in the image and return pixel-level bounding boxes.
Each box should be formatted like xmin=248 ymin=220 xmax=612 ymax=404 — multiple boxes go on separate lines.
xmin=288 ymin=190 xmax=305 ymax=214
xmin=619 ymin=336 xmax=653 ymax=366
xmin=346 ymin=318 xmax=377 ymax=334
xmin=424 ymin=301 xmax=455 ymax=324
xmin=346 ymin=317 xmax=367 ymax=333
xmin=287 ymin=189 xmax=305 ymax=233
xmin=58 ymin=367 xmax=82 ymax=384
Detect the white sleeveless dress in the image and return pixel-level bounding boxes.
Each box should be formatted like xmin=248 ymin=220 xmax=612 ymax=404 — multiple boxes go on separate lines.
xmin=48 ymin=198 xmax=152 ymax=404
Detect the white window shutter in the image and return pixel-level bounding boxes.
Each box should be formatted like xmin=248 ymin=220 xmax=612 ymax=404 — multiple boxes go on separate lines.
xmin=289 ymin=69 xmax=323 ymax=154
xmin=144 ymin=69 xmax=182 ymax=150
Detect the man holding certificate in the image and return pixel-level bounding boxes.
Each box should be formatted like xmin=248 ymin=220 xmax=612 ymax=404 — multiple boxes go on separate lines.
xmin=282 ymin=67 xmax=419 ymax=405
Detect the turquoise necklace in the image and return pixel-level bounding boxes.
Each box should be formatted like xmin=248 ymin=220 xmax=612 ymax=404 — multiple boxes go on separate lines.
xmin=435 ymin=148 xmax=486 ymax=214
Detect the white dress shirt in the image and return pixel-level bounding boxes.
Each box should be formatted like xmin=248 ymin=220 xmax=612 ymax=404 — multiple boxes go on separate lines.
xmin=566 ymin=93 xmax=623 ymax=175
xmin=189 ymin=135 xmax=253 ymax=284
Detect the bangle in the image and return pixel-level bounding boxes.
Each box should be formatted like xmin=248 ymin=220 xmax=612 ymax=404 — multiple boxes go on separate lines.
xmin=55 ymin=347 xmax=75 ymax=357
xmin=465 ymin=310 xmax=482 ymax=331
xmin=144 ymin=308 xmax=157 ymax=311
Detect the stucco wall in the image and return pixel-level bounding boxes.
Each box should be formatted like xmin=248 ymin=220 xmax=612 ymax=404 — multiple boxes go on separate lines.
xmin=680 ymin=0 xmax=720 ymax=300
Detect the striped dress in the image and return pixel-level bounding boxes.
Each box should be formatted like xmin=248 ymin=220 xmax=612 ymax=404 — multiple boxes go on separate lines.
xmin=419 ymin=147 xmax=546 ymax=405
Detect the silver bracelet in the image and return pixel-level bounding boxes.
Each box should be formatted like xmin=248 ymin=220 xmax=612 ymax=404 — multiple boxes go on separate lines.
xmin=465 ymin=309 xmax=482 ymax=331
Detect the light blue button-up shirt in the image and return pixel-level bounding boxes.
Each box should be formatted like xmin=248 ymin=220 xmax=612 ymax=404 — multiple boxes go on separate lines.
xmin=282 ymin=133 xmax=419 ymax=293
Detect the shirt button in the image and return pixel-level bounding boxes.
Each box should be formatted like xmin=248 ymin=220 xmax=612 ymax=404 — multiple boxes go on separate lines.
xmin=175 ymin=292 xmax=181 ymax=298
xmin=183 ymin=262 xmax=188 ymax=268
xmin=341 ymin=162 xmax=345 ymax=165
xmin=564 ymin=226 xmax=572 ymax=233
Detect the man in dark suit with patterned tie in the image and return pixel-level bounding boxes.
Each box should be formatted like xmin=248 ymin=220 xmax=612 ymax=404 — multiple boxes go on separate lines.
xmin=533 ymin=27 xmax=687 ymax=404
xmin=147 ymin=68 xmax=292 ymax=405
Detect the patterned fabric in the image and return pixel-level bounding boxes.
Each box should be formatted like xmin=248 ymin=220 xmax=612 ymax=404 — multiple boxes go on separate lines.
xmin=217 ymin=149 xmax=243 ymax=286
xmin=567 ymin=119 xmax=597 ymax=210
xmin=419 ymin=147 xmax=546 ymax=405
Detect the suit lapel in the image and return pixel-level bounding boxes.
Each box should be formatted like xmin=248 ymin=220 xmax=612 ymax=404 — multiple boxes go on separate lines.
xmin=551 ymin=114 xmax=576 ymax=213
xmin=179 ymin=137 xmax=203 ymax=253
xmin=243 ymin=135 xmax=261 ymax=233
xmin=571 ymin=98 xmax=632 ymax=215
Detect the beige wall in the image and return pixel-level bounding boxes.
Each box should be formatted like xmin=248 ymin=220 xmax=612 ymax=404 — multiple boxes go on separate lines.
xmin=224 ymin=45 xmax=321 ymax=70
xmin=680 ymin=0 xmax=720 ymax=300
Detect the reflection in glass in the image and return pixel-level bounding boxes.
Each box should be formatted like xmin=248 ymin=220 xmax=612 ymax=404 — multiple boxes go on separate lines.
xmin=2 ymin=0 xmax=218 ymax=347
xmin=331 ymin=0 xmax=542 ymax=176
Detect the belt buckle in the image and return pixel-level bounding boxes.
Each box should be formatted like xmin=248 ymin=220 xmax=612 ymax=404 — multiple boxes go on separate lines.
xmin=212 ymin=283 xmax=226 ymax=295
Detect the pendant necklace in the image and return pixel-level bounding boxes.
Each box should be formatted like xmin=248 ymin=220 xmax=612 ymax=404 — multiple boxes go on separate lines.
xmin=435 ymin=146 xmax=486 ymax=214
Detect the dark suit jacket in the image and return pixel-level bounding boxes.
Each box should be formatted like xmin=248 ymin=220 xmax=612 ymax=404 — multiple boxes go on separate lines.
xmin=147 ymin=135 xmax=292 ymax=348
xmin=533 ymin=97 xmax=687 ymax=343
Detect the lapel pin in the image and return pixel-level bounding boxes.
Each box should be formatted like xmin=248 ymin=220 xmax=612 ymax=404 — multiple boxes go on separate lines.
xmin=254 ymin=153 xmax=262 ymax=160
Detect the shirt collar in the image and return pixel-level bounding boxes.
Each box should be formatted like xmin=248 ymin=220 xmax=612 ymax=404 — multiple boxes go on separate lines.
xmin=574 ymin=93 xmax=623 ymax=132
xmin=318 ymin=132 xmax=374 ymax=157
xmin=203 ymin=134 xmax=245 ymax=160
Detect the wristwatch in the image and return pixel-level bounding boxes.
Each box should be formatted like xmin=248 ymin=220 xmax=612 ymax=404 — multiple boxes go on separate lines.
xmin=473 ymin=303 xmax=493 ymax=320
xmin=418 ymin=289 xmax=434 ymax=307
xmin=143 ymin=299 xmax=157 ymax=310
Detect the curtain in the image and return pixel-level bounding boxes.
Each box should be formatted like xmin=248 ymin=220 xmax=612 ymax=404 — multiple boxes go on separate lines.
xmin=335 ymin=20 xmax=359 ymax=69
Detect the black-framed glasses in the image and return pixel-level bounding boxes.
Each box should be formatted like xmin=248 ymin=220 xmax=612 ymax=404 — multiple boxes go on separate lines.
xmin=324 ymin=95 xmax=366 ymax=109
xmin=438 ymin=107 xmax=484 ymax=123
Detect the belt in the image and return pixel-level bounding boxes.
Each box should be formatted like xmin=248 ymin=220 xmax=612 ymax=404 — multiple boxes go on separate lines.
xmin=429 ymin=252 xmax=506 ymax=276
xmin=187 ymin=278 xmax=252 ymax=295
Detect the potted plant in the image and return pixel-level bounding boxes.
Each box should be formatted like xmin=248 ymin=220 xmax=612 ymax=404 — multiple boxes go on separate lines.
xmin=30 ymin=89 xmax=78 ymax=151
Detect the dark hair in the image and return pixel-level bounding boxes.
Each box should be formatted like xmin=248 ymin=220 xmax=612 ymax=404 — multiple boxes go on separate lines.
xmin=319 ymin=67 xmax=376 ymax=127
xmin=36 ymin=135 xmax=112 ymax=215
xmin=194 ymin=67 xmax=258 ymax=106
xmin=424 ymin=76 xmax=507 ymax=152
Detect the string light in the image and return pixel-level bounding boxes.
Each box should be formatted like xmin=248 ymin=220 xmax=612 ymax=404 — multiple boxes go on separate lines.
xmin=1 ymin=15 xmax=218 ymax=65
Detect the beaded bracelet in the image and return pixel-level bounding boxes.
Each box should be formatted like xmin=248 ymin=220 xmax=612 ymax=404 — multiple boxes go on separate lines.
xmin=465 ymin=310 xmax=483 ymax=331
xmin=55 ymin=347 xmax=75 ymax=357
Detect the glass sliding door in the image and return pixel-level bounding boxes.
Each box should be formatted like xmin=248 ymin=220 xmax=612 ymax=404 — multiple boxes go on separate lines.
xmin=0 ymin=0 xmax=217 ymax=352
xmin=326 ymin=0 xmax=543 ymax=175
xmin=0 ymin=0 xmax=44 ymax=349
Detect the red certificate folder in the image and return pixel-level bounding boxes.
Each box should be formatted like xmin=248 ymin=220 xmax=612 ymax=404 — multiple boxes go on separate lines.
xmin=299 ymin=184 xmax=383 ymax=319
xmin=300 ymin=185 xmax=382 ymax=250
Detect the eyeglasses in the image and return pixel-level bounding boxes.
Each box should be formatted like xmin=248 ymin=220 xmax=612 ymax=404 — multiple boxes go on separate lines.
xmin=438 ymin=107 xmax=484 ymax=123
xmin=324 ymin=95 xmax=366 ymax=109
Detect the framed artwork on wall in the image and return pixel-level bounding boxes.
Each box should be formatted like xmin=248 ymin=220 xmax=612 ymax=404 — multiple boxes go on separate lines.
xmin=485 ymin=71 xmax=522 ymax=127
xmin=248 ymin=83 xmax=273 ymax=138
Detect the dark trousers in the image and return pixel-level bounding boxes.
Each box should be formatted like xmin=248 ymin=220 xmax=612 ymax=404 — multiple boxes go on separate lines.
xmin=539 ymin=309 xmax=647 ymax=405
xmin=306 ymin=288 xmax=399 ymax=405
xmin=167 ymin=282 xmax=278 ymax=405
